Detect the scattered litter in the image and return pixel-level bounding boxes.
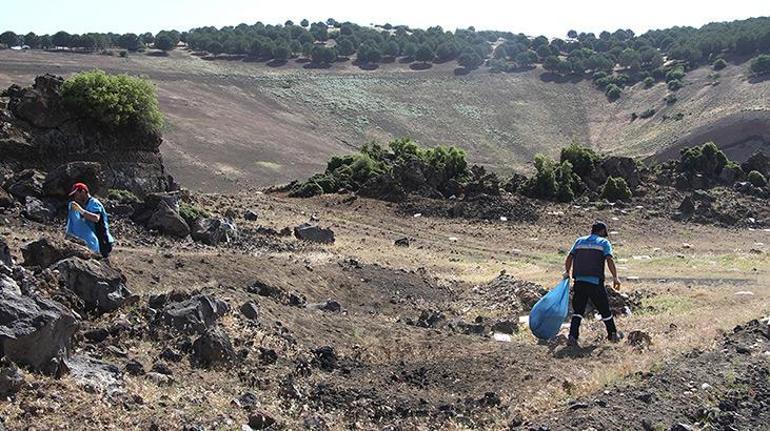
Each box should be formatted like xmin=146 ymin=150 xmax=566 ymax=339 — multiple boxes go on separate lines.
xmin=448 ymin=237 xmax=458 ymax=242
xmin=632 ymin=255 xmax=652 ymax=260
xmin=500 ymin=216 xmax=508 ymax=222
xmin=626 ymin=276 xmax=639 ymax=281
xmin=735 ymin=291 xmax=754 ymax=296
xmin=682 ymin=243 xmax=693 ymax=249
xmin=493 ymin=333 xmax=512 ymax=342
xmin=413 ymin=213 xmax=422 ymax=218
xmin=611 ymin=217 xmax=619 ymax=221
xmin=610 ymin=231 xmax=619 ymax=235
xmin=518 ymin=315 xmax=529 ymax=325
xmin=701 ymin=383 xmax=711 ymax=390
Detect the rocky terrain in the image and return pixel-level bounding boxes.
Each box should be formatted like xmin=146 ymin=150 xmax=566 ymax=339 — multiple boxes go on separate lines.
xmin=0 ymin=49 xmax=768 ymax=192
xmin=0 ymin=68 xmax=768 ymax=431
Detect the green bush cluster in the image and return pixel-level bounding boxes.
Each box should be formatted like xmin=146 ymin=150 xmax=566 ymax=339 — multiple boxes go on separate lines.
xmin=289 ymin=139 xmax=468 ymax=198
xmin=107 ymin=188 xmax=140 ymax=203
xmin=747 ymin=170 xmax=767 ymax=187
xmin=639 ymin=108 xmax=656 ymax=119
xmin=521 ymin=155 xmax=579 ymax=202
xmin=749 ymin=54 xmax=770 ymax=75
xmin=179 ymin=202 xmax=211 ymax=226
xmin=679 ymin=142 xmax=729 ymax=178
xmin=712 ymin=58 xmax=727 ymax=70
xmin=600 ymin=177 xmax=632 ymax=201
xmin=560 ymin=143 xmax=599 ymax=179
xmin=62 ymin=70 xmax=163 ymax=133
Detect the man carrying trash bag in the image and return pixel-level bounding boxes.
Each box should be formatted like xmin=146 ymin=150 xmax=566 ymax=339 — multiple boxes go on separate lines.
xmin=563 ymin=221 xmax=623 ymax=347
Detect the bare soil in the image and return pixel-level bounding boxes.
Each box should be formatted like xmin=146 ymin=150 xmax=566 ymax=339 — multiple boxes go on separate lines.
xmin=1 ymin=49 xmax=768 ymax=193
xmin=1 ymin=190 xmax=768 ymax=430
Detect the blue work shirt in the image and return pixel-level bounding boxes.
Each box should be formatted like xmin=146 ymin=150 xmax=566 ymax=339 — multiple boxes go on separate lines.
xmin=569 ymin=234 xmax=613 ymax=285
xmin=65 ymin=197 xmax=114 ymax=254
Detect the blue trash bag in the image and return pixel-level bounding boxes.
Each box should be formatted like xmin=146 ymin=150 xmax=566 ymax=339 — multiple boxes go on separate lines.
xmin=529 ymin=278 xmax=571 ymax=340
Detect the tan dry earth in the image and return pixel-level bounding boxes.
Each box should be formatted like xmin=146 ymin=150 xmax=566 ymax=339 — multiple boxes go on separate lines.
xmin=1 ymin=49 xmax=769 ymax=193
xmin=0 ymin=191 xmax=768 ymax=430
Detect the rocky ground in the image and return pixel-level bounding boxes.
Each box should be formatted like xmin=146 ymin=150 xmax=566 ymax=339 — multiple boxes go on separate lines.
xmin=1 ymin=185 xmax=768 ymax=430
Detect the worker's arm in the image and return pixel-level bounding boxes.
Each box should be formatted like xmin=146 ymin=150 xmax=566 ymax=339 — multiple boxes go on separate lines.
xmin=71 ymin=202 xmax=101 ymax=223
xmin=606 ymin=256 xmax=621 ymax=290
xmin=563 ymin=254 xmax=573 ymax=279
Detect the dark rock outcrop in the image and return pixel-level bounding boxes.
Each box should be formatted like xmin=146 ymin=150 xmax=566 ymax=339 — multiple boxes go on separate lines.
xmin=0 ymin=238 xmax=11 ymax=267
xmin=160 ymin=294 xmax=229 ymax=334
xmin=294 ymin=223 xmax=335 ymax=244
xmin=0 ymin=290 xmax=78 ymax=373
xmin=55 ymin=257 xmax=132 ymax=313
xmin=21 ymin=237 xmax=93 ymax=268
xmin=191 ymin=218 xmax=239 ymax=245
xmin=22 ymin=196 xmax=56 ymax=223
xmin=42 ymin=161 xmax=104 ymax=198
xmin=148 ymin=201 xmax=190 ymax=238
xmin=191 ymin=327 xmax=236 ymax=367
xmin=2 ymin=75 xmax=169 ymax=197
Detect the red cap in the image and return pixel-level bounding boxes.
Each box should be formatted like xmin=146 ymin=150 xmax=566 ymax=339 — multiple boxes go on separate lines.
xmin=69 ymin=182 xmax=89 ymax=196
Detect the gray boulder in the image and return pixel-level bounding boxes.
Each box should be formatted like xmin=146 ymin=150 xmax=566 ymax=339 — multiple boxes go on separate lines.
xmin=0 ymin=361 xmax=25 ymax=397
xmin=243 ymin=210 xmax=259 ymax=221
xmin=0 ymin=188 xmax=14 ymax=209
xmin=55 ymin=257 xmax=132 ymax=313
xmin=148 ymin=201 xmax=190 ymax=238
xmin=191 ymin=218 xmax=239 ymax=246
xmin=22 ymin=196 xmax=56 ymax=223
xmin=0 ymin=290 xmax=78 ymax=373
xmin=9 ymin=74 xmax=70 ymax=128
xmin=0 ymin=273 xmax=21 ymax=295
xmin=6 ymin=169 xmax=45 ymax=201
xmin=191 ymin=326 xmax=236 ymax=368
xmin=21 ymin=237 xmax=93 ymax=268
xmin=0 ymin=238 xmax=11 ymax=267
xmin=293 ymin=223 xmax=335 ymax=244
xmin=160 ymin=294 xmax=229 ymax=334
xmin=42 ymin=161 xmax=104 ymax=198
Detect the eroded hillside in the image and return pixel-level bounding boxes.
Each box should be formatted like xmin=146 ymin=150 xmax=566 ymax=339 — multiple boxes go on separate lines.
xmin=1 ymin=49 xmax=768 ymax=192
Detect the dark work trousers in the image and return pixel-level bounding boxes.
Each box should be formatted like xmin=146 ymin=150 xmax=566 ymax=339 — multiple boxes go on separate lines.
xmin=568 ymin=280 xmax=617 ymax=340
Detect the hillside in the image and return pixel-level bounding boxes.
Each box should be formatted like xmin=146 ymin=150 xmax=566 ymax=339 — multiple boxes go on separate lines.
xmin=1 ymin=48 xmax=768 ymax=192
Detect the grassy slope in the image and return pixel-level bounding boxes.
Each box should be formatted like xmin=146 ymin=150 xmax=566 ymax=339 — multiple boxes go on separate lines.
xmin=0 ymin=49 xmax=768 ymax=192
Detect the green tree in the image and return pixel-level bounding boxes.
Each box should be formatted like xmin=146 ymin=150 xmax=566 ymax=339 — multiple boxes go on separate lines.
xmin=643 ymin=76 xmax=655 ymax=88
xmin=402 ymin=42 xmax=417 ymax=60
xmin=619 ymin=47 xmax=641 ymax=70
xmin=336 ymin=38 xmax=355 ymax=57
xmin=207 ymin=40 xmax=224 ymax=55
xmin=0 ymin=31 xmax=19 ymax=47
xmin=522 ymin=155 xmax=558 ymax=199
xmin=600 ymin=177 xmax=632 ymax=201
xmin=560 ymin=143 xmax=598 ymax=179
xmin=680 ymin=142 xmax=728 ymax=177
xmin=605 ymin=84 xmax=622 ymax=101
xmin=415 ymin=44 xmax=434 ymax=63
xmin=384 ymin=40 xmax=400 ymax=57
xmin=140 ymin=32 xmax=155 ymax=45
xmin=311 ymin=45 xmax=336 ymax=64
xmin=712 ymin=58 xmax=727 ymax=70
xmin=300 ymin=19 xmax=309 ymax=27
xmin=24 ymin=32 xmax=40 ymax=48
xmin=750 ymin=54 xmax=770 ymax=75
xmin=457 ymin=50 xmax=483 ymax=69
xmin=272 ymin=43 xmax=291 ymax=61
xmin=154 ymin=34 xmax=175 ymax=51
xmin=118 ymin=33 xmax=142 ymax=51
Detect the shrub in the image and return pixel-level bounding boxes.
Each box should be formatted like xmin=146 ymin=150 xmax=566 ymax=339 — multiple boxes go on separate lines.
xmin=605 ymin=84 xmax=622 ymax=101
xmin=107 ymin=189 xmax=140 ymax=204
xmin=555 ymin=161 xmax=577 ymax=202
xmin=179 ymin=202 xmax=211 ymax=225
xmin=639 ymin=108 xmax=656 ymax=119
xmin=749 ymin=54 xmax=770 ymax=75
xmin=522 ymin=155 xmax=558 ymax=199
xmin=643 ymin=77 xmax=655 ymax=88
xmin=747 ymin=170 xmax=767 ymax=187
xmin=560 ymin=143 xmax=598 ymax=179
xmin=679 ymin=142 xmax=728 ymax=177
xmin=712 ymin=58 xmax=727 ymax=70
xmin=62 ymin=70 xmax=163 ymax=133
xmin=665 ymin=67 xmax=685 ymax=82
xmin=667 ymin=79 xmax=683 ymax=91
xmin=665 ymin=94 xmax=678 ymax=104
xmin=600 ymin=177 xmax=632 ymax=201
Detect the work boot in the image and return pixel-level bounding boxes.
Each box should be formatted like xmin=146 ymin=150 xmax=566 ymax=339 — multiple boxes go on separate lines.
xmin=567 ymin=336 xmax=579 ymax=348
xmin=608 ymin=331 xmax=624 ymax=343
